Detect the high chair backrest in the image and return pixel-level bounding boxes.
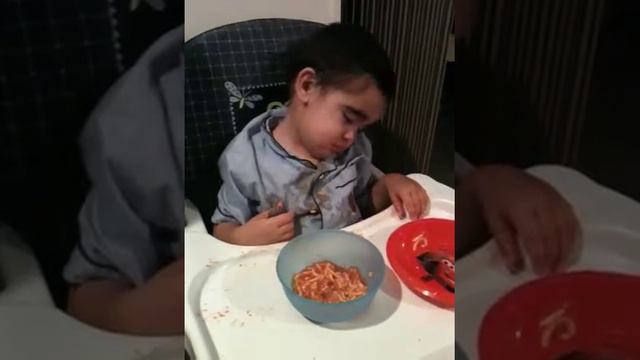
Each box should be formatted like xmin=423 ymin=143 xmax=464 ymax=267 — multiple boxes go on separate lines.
xmin=185 ymin=18 xmax=323 ymax=229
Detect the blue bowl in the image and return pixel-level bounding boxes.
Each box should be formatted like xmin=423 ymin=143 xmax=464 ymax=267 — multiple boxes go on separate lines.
xmin=276 ymin=230 xmax=386 ymax=323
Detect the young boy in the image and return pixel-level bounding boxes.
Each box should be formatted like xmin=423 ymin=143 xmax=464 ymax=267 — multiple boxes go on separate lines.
xmin=212 ymin=23 xmax=429 ymax=245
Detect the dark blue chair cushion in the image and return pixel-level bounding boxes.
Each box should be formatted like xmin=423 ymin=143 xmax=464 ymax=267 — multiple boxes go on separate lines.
xmin=185 ymin=18 xmax=324 ymax=229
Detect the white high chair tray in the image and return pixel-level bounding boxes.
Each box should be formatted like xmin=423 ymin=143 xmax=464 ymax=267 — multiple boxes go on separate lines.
xmin=185 ymin=174 xmax=455 ymax=360
xmin=0 ymin=306 xmax=183 ymax=360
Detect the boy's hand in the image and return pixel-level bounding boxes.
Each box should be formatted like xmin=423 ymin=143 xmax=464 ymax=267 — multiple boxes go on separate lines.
xmin=234 ymin=208 xmax=295 ymax=245
xmin=383 ymin=174 xmax=430 ymax=219
xmin=469 ymin=165 xmax=581 ymax=275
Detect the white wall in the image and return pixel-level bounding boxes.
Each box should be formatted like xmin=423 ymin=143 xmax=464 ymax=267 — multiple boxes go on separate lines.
xmin=185 ymin=0 xmax=341 ymax=41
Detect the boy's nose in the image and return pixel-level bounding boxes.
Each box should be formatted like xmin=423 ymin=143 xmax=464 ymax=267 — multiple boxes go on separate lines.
xmin=343 ymin=129 xmax=356 ymax=141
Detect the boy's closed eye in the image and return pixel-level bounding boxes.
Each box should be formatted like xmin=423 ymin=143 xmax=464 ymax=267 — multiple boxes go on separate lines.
xmin=342 ymin=112 xmax=356 ymax=125
xmin=343 ymin=105 xmax=368 ymax=122
xmin=342 ymin=106 xmax=377 ymax=129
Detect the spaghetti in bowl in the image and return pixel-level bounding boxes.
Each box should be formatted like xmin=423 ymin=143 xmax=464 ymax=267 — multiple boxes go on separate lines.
xmin=292 ymin=261 xmax=368 ymax=303
xmin=276 ymin=230 xmax=386 ymax=323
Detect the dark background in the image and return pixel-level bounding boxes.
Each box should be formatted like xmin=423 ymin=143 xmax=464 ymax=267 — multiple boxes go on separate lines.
xmin=0 ymin=0 xmax=183 ymax=308
xmin=456 ymin=0 xmax=640 ymax=201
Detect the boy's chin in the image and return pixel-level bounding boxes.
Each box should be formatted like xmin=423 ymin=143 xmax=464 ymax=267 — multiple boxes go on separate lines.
xmin=315 ymin=148 xmax=337 ymax=159
xmin=313 ymin=144 xmax=348 ymax=160
xmin=316 ymin=152 xmax=333 ymax=160
xmin=328 ymin=144 xmax=350 ymax=155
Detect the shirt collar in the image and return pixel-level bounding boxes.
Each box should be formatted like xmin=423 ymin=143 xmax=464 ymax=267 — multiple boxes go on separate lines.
xmin=261 ymin=106 xmax=359 ymax=169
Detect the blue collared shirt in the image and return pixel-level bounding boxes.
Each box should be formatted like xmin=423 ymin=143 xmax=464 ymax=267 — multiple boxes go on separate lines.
xmin=212 ymin=106 xmax=378 ymax=234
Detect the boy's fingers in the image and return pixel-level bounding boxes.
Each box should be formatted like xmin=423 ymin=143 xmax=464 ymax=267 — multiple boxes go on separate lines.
xmin=255 ymin=210 xmax=270 ymax=220
xmin=410 ymin=193 xmax=421 ymax=219
xmin=283 ymin=230 xmax=295 ymax=240
xmin=280 ymin=223 xmax=294 ymax=234
xmin=272 ymin=211 xmax=294 ymax=226
xmin=540 ymin=213 xmax=560 ymax=274
xmin=421 ymin=190 xmax=430 ymax=217
xmin=488 ymin=215 xmax=523 ymax=273
xmin=539 ymin=207 xmax=562 ymax=274
xmin=570 ymin=217 xmax=583 ymax=266
xmin=268 ymin=202 xmax=287 ymax=217
xmin=551 ymin=207 xmax=569 ymax=272
xmin=516 ymin=214 xmax=547 ymax=275
xmin=391 ymin=194 xmax=405 ymax=219
xmin=496 ymin=233 xmax=523 ymax=274
xmin=529 ymin=209 xmax=552 ymax=274
xmin=557 ymin=203 xmax=580 ymax=270
xmin=420 ymin=189 xmax=429 ymax=217
xmin=541 ymin=195 xmax=564 ymax=273
xmin=403 ymin=193 xmax=415 ymax=219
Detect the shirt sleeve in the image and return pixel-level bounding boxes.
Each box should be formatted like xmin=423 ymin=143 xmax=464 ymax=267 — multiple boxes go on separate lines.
xmin=210 ymin=146 xmax=254 ymax=225
xmin=63 ymin=27 xmax=184 ymax=286
xmin=352 ymin=133 xmax=379 ymax=216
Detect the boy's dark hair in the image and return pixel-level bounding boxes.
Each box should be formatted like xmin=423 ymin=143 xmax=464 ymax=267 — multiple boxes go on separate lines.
xmin=286 ymin=22 xmax=395 ymax=101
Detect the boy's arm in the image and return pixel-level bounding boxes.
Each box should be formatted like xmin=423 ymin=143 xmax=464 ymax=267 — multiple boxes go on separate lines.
xmin=211 ymin=149 xmax=293 ymax=245
xmin=67 ymin=258 xmax=183 ymax=335
xmin=368 ymin=173 xmax=429 ymax=219
xmin=370 ymin=176 xmax=391 ymax=213
xmin=211 ymin=187 xmax=256 ymax=244
xmin=213 ymin=208 xmax=295 ymax=246
xmin=212 ymin=222 xmax=240 ymax=243
xmin=353 ymin=134 xmax=388 ymax=216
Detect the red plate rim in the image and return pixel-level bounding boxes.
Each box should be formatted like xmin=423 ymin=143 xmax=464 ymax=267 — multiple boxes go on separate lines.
xmin=478 ymin=271 xmax=640 ymax=360
xmin=386 ymin=218 xmax=455 ymax=308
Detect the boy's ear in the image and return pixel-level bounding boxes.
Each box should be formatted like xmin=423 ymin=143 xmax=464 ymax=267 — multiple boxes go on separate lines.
xmin=294 ymin=67 xmax=318 ymax=105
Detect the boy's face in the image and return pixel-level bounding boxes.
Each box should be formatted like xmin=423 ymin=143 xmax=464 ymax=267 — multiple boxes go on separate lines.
xmin=293 ymin=71 xmax=386 ymax=160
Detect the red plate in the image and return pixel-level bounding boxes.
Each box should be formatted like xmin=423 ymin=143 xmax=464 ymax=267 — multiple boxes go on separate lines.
xmin=479 ymin=271 xmax=640 ymax=360
xmin=386 ymin=218 xmax=455 ymax=308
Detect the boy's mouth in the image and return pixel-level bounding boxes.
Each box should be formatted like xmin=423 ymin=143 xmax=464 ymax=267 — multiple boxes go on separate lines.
xmin=331 ymin=143 xmax=350 ymax=153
